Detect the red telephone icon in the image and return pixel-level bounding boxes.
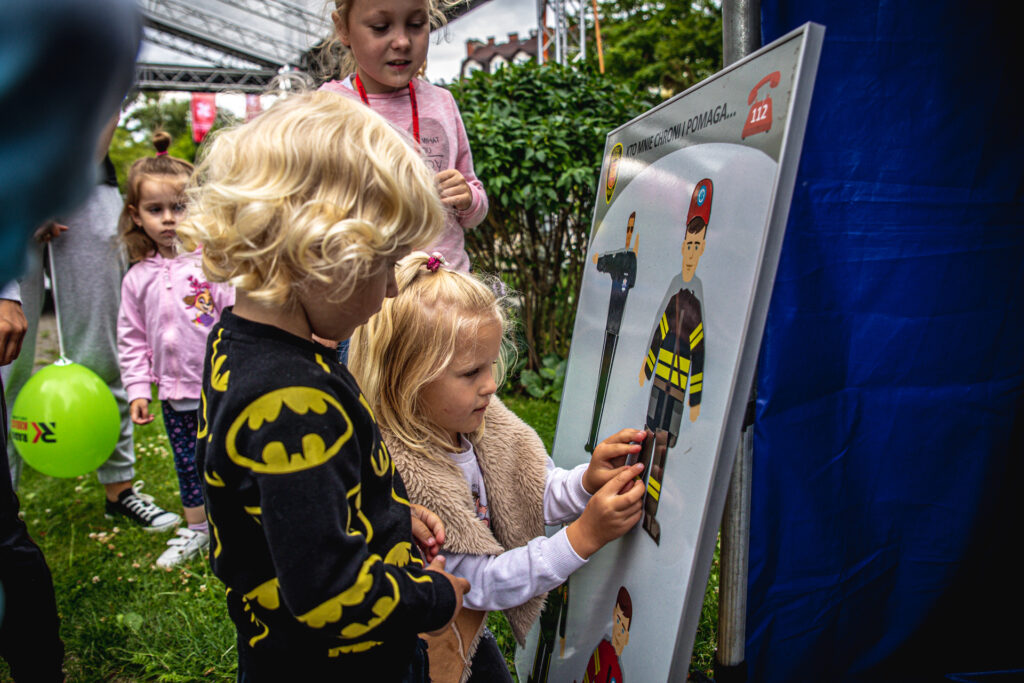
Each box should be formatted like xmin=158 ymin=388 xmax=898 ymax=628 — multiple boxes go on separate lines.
xmin=742 ymin=71 xmax=781 ymax=139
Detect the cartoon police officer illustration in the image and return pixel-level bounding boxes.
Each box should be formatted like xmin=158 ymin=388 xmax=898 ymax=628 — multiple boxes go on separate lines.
xmin=585 ymin=211 xmax=639 ymax=453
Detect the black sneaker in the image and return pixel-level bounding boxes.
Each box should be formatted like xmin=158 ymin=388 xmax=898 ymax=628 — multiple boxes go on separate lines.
xmin=104 ymin=481 xmax=181 ymax=532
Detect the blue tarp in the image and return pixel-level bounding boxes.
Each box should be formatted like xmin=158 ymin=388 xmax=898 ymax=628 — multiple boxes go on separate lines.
xmin=750 ymin=2 xmax=1024 ymax=680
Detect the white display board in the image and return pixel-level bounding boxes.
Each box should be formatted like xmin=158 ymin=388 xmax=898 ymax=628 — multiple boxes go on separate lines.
xmin=517 ymin=23 xmax=824 ymax=682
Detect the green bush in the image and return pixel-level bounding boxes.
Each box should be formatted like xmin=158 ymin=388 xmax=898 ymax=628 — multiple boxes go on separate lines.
xmin=519 ymin=354 xmax=567 ymax=401
xmin=451 ymin=63 xmax=652 ymax=370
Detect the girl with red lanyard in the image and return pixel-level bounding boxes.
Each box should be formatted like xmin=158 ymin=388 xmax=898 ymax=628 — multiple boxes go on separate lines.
xmin=320 ymin=0 xmax=489 ymax=277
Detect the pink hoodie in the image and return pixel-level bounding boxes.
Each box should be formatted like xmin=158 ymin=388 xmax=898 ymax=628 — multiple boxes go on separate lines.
xmin=319 ymin=77 xmax=488 ymax=272
xmin=117 ymin=250 xmax=234 ymax=403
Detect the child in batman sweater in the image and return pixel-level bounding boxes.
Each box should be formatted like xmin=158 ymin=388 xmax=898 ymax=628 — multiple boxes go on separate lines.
xmin=178 ymin=92 xmax=468 ymax=682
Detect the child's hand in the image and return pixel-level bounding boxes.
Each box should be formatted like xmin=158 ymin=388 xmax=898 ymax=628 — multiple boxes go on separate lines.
xmin=566 ymin=463 xmax=645 ymax=559
xmin=583 ymin=428 xmax=646 ymax=494
xmin=409 ymin=503 xmax=445 ymax=564
xmin=129 ymin=398 xmax=154 ymax=425
xmin=424 ymin=555 xmax=471 ymax=635
xmin=436 ymin=169 xmax=472 ymax=211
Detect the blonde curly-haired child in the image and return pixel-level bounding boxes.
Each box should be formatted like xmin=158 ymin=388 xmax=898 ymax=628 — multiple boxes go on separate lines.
xmin=178 ymin=91 xmax=469 ymax=682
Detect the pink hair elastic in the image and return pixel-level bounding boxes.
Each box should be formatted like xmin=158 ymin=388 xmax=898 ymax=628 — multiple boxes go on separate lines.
xmin=425 ymin=252 xmax=447 ymax=272
xmin=156 ymin=151 xmax=168 ymax=156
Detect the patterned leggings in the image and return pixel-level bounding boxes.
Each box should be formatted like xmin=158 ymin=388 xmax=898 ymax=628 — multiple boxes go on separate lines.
xmin=161 ymin=404 xmax=204 ymax=508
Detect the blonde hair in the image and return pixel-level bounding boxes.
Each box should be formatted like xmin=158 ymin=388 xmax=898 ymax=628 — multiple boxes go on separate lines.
xmin=316 ymin=0 xmax=464 ymax=82
xmin=118 ymin=132 xmax=194 ymax=263
xmin=349 ymin=252 xmax=515 ymax=461
xmin=178 ymin=91 xmax=445 ymax=307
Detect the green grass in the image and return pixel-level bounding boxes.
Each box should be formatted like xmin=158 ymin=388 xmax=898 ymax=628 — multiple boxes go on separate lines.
xmin=1 ymin=405 xmax=236 ymax=682
xmin=1 ymin=395 xmax=718 ymax=681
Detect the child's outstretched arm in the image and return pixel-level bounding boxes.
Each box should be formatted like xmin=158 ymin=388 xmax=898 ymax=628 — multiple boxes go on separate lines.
xmin=444 ymin=463 xmax=644 ymax=613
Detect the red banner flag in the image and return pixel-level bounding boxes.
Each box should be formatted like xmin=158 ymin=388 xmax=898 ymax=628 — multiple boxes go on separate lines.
xmin=190 ymin=93 xmax=217 ymax=143
xmin=245 ymin=94 xmax=262 ymax=122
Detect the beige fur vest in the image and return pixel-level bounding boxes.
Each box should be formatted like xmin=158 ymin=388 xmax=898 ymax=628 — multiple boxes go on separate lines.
xmin=383 ymin=398 xmax=549 ymax=681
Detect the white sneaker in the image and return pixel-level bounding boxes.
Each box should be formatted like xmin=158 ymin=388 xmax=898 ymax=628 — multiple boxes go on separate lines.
xmin=156 ymin=528 xmax=210 ymax=568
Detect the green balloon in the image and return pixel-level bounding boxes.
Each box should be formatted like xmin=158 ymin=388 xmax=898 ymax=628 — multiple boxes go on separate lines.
xmin=10 ymin=359 xmax=120 ymax=478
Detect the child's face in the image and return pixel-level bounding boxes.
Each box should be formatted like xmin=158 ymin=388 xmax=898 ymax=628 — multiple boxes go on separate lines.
xmin=335 ymin=0 xmax=429 ymax=94
xmin=129 ymin=178 xmax=186 ymax=258
xmin=419 ymin=315 xmax=501 ymax=448
xmin=681 ymin=226 xmax=706 ymax=282
xmin=297 ymin=253 xmax=404 ymax=341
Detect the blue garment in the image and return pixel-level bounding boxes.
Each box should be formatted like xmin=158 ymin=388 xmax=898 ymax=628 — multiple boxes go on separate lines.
xmin=750 ymin=3 xmax=1024 ymax=681
xmin=0 ymin=0 xmax=140 ymax=282
xmin=336 ymin=338 xmax=350 ymax=365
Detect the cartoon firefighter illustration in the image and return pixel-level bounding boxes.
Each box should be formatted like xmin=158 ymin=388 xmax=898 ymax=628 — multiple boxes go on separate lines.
xmin=585 ymin=211 xmax=640 ymax=452
xmin=636 ymin=178 xmax=711 ymax=544
xmin=527 ymin=581 xmax=570 ymax=683
xmin=576 ymin=586 xmax=632 ymax=683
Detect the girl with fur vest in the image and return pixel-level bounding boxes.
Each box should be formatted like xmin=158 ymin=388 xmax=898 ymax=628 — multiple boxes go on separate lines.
xmin=349 ymin=252 xmax=647 ymax=683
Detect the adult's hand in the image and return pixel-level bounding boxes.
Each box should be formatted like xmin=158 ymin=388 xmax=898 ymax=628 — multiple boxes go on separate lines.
xmin=33 ymin=222 xmax=69 ymax=244
xmin=0 ymin=298 xmax=27 ymax=365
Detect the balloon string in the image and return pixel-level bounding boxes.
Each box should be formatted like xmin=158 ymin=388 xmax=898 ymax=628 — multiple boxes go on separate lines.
xmin=47 ymin=244 xmax=66 ymax=360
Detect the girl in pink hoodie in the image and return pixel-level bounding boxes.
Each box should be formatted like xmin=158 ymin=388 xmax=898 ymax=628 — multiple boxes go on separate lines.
xmin=116 ymin=133 xmax=234 ymax=568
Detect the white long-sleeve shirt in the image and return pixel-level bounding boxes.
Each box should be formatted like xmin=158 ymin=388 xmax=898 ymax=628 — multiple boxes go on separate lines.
xmin=444 ymin=438 xmax=592 ymax=611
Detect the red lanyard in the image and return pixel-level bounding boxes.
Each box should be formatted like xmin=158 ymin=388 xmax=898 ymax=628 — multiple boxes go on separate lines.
xmin=353 ymin=74 xmax=420 ymax=145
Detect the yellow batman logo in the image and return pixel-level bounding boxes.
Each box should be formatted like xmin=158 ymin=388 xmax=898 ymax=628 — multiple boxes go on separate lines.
xmin=370 ymin=441 xmax=391 ymax=477
xmin=225 ymin=387 xmax=353 ymax=474
xmin=244 ymin=577 xmax=281 ymax=610
xmin=329 ymin=641 xmax=382 ymax=656
xmin=197 ymin=389 xmax=210 ymax=439
xmin=298 ymin=554 xmax=398 ymax=632
xmin=384 ymin=542 xmax=414 ymax=568
xmin=210 ymin=328 xmax=230 ymax=392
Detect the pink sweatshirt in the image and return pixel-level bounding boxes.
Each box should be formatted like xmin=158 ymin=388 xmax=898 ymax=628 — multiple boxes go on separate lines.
xmin=117 ymin=250 xmax=234 ymax=404
xmin=319 ymin=77 xmax=488 ymax=272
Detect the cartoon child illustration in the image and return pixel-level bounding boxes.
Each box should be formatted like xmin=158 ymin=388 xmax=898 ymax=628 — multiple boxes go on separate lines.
xmin=578 ymin=586 xmax=632 ymax=683
xmin=586 ymin=211 xmax=640 ymax=452
xmin=636 ymin=179 xmax=711 ymax=544
xmin=183 ymin=274 xmax=217 ymax=327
